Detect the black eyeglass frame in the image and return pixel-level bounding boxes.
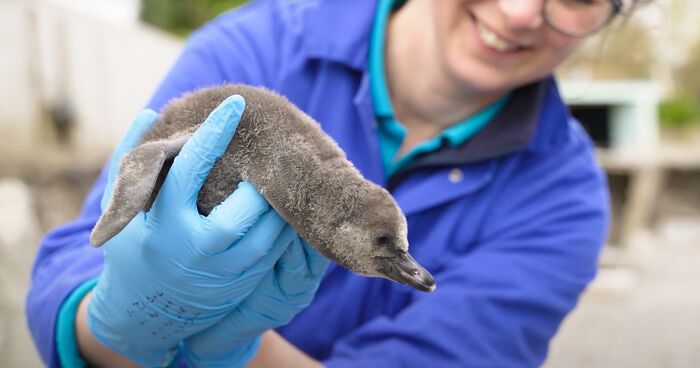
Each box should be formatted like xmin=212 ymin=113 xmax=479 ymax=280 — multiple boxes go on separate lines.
xmin=542 ymin=0 xmax=623 ymax=38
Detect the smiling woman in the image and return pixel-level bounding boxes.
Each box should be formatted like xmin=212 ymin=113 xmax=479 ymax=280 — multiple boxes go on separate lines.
xmin=385 ymin=0 xmax=648 ymax=148
xmin=384 ymin=0 xmax=588 ymax=143
xmin=26 ymin=0 xmax=654 ymax=367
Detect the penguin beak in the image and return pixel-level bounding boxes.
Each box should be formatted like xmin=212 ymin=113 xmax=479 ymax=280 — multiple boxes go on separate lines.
xmin=377 ymin=251 xmax=436 ymax=292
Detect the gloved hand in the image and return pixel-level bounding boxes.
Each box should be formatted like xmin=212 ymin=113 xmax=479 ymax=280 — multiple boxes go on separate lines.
xmin=88 ymin=95 xmax=296 ymax=366
xmin=181 ymin=232 xmax=329 ymax=368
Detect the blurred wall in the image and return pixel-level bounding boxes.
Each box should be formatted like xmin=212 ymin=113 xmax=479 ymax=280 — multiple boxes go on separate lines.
xmin=0 ymin=0 xmax=42 ymax=166
xmin=1 ymin=0 xmax=183 ymax=170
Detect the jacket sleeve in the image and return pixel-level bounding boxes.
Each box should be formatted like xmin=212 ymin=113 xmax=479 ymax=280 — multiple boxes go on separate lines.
xmin=323 ymin=127 xmax=610 ymax=368
xmin=25 ymin=2 xmax=281 ymax=366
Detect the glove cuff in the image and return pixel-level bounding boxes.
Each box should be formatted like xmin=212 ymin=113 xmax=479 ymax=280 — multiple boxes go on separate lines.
xmin=87 ymin=288 xmax=177 ymax=367
xmin=182 ymin=336 xmax=262 ymax=368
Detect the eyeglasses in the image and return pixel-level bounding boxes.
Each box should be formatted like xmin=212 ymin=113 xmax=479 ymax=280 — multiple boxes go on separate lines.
xmin=542 ymin=0 xmax=622 ymax=37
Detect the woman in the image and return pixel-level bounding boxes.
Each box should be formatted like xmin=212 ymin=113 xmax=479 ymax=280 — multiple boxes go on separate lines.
xmin=27 ymin=0 xmax=647 ymax=367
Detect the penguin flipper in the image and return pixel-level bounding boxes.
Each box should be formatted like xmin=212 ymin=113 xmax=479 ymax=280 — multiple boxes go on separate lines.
xmin=90 ymin=136 xmax=189 ymax=247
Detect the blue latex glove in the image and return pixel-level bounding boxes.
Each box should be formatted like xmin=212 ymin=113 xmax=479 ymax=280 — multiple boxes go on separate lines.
xmin=88 ymin=95 xmax=296 ymax=366
xmin=182 ymin=233 xmax=329 ymax=368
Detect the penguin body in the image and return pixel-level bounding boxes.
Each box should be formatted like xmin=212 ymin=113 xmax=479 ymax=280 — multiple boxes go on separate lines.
xmin=91 ymin=84 xmax=435 ymax=292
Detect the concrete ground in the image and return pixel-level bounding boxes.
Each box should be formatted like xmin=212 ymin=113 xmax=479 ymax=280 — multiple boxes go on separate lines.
xmin=1 ymin=171 xmax=699 ymax=367
xmin=545 ymin=230 xmax=700 ymax=368
xmin=0 ymin=179 xmax=44 ymax=367
xmin=0 ymin=167 xmax=96 ymax=367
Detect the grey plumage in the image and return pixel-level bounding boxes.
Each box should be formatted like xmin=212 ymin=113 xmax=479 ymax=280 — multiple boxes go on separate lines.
xmin=91 ymin=84 xmax=435 ymax=292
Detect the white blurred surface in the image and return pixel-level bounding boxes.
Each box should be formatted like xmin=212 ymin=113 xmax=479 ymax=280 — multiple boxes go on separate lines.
xmin=0 ymin=179 xmax=42 ymax=367
xmin=1 ymin=0 xmax=183 ymax=168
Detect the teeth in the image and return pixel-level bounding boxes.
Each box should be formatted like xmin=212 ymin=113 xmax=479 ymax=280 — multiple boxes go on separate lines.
xmin=477 ymin=22 xmax=519 ymax=52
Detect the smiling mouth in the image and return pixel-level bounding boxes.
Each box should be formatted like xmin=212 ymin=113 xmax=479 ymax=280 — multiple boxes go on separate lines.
xmin=470 ymin=13 xmax=529 ymax=53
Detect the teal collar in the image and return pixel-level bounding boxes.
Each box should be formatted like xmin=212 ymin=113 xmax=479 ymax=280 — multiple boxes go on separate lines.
xmin=369 ymin=0 xmax=395 ymax=117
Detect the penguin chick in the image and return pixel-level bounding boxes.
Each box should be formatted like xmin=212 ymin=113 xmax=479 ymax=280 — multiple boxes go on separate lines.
xmin=91 ymin=84 xmax=436 ymax=292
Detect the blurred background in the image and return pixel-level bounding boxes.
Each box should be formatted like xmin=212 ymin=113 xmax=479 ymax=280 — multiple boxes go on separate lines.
xmin=1 ymin=0 xmax=699 ymax=366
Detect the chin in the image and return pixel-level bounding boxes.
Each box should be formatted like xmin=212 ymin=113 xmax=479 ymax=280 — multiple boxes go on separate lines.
xmin=446 ymin=58 xmax=522 ymax=95
xmin=447 ymin=47 xmax=561 ymax=96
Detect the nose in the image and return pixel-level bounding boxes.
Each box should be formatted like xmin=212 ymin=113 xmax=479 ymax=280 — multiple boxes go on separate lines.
xmin=498 ymin=0 xmax=544 ymax=30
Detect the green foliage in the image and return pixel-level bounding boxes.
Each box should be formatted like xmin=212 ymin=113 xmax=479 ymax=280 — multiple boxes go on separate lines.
xmin=140 ymin=0 xmax=248 ymax=36
xmin=659 ymin=95 xmax=700 ymax=129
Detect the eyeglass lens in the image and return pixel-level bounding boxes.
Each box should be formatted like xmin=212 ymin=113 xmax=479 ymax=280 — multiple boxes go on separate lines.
xmin=544 ymin=0 xmax=615 ymax=36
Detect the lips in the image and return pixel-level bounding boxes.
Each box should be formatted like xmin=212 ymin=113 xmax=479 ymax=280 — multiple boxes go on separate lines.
xmin=469 ymin=12 xmax=531 ymax=54
xmin=476 ymin=21 xmax=520 ymax=52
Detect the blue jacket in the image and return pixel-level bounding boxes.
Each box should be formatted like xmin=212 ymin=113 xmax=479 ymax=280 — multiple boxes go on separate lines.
xmin=26 ymin=0 xmax=610 ymax=367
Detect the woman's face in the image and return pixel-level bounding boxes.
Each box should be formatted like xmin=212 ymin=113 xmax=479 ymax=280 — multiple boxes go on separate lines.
xmin=431 ymin=0 xmax=584 ymax=94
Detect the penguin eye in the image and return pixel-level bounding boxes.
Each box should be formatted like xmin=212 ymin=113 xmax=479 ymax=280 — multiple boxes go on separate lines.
xmin=375 ymin=235 xmax=391 ymax=246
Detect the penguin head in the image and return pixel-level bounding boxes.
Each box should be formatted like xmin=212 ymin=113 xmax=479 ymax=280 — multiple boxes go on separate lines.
xmin=325 ymin=184 xmax=436 ymax=292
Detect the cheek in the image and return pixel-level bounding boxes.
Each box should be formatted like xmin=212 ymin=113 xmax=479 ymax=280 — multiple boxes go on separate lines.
xmin=548 ymin=31 xmax=582 ymax=58
xmin=431 ymin=0 xmax=469 ymax=39
xmin=535 ymin=33 xmax=581 ymax=73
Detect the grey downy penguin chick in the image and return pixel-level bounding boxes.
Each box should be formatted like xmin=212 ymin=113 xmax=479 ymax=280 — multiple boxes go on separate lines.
xmin=91 ymin=84 xmax=436 ymax=292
